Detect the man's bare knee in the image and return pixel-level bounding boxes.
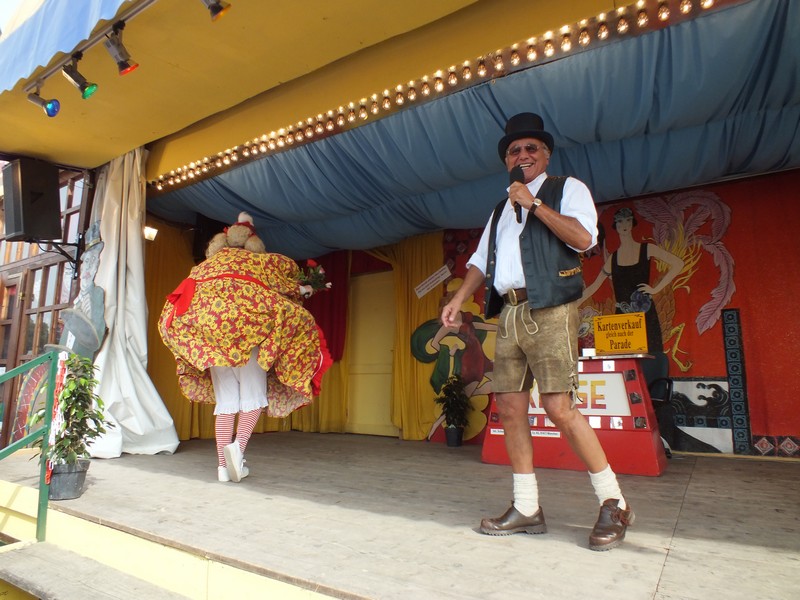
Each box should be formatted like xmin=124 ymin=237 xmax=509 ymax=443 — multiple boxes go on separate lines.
xmin=496 ymin=393 xmax=530 ymax=421
xmin=541 ymin=393 xmax=575 ymax=427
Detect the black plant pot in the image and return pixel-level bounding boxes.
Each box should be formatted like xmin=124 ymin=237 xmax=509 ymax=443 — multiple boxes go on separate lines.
xmin=445 ymin=426 xmax=464 ymax=447
xmin=49 ymin=459 xmax=90 ymax=500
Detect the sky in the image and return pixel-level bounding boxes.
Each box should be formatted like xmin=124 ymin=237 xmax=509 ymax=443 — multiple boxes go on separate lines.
xmin=0 ymin=0 xmax=36 ymax=37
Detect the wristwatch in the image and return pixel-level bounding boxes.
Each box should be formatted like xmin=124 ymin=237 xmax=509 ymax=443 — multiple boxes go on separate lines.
xmin=531 ymin=197 xmax=542 ymax=213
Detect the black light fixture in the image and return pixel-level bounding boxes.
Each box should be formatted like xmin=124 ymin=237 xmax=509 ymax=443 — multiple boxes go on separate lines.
xmin=62 ymin=52 xmax=98 ymax=99
xmin=104 ymin=20 xmax=139 ymax=75
xmin=200 ymin=0 xmax=231 ymax=21
xmin=26 ymin=85 xmax=60 ymax=117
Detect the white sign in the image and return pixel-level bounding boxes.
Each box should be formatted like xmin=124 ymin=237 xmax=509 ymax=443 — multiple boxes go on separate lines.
xmin=529 ymin=372 xmax=631 ymax=416
xmin=414 ymin=265 xmax=451 ymax=299
xmin=489 ymin=428 xmax=562 ymax=438
xmin=531 ymin=430 xmax=561 ymax=438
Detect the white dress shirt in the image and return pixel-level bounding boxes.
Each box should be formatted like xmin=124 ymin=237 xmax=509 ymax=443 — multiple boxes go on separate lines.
xmin=466 ymin=172 xmax=598 ymax=296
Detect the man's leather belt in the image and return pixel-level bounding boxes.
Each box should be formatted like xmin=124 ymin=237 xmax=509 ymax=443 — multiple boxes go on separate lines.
xmin=503 ymin=288 xmax=528 ymax=305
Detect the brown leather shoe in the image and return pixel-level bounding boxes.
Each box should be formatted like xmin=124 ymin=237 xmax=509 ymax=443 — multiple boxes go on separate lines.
xmin=589 ymin=499 xmax=635 ymax=551
xmin=479 ymin=505 xmax=547 ymax=536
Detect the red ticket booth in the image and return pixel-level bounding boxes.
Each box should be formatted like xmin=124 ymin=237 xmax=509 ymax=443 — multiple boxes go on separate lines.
xmin=481 ymin=354 xmax=668 ymax=476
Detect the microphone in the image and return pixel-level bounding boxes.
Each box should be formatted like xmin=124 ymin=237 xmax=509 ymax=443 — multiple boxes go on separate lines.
xmin=509 ymin=165 xmax=525 ymax=223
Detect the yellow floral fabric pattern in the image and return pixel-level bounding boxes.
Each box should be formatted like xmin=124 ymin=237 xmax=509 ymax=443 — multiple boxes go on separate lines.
xmin=159 ymin=247 xmax=324 ymax=417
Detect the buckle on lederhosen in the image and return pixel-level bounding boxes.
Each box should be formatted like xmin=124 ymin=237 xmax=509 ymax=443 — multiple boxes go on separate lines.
xmin=506 ymin=288 xmax=527 ymax=305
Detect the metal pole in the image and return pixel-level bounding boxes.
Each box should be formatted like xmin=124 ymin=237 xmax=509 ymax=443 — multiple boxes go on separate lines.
xmin=35 ymin=351 xmax=59 ymax=542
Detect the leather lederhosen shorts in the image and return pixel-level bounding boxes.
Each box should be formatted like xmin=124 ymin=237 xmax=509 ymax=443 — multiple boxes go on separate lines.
xmin=492 ymin=298 xmax=580 ymax=397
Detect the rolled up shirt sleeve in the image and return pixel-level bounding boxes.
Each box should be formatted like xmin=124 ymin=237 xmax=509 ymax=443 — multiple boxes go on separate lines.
xmin=465 ymin=213 xmax=493 ymax=275
xmin=561 ymin=177 xmax=598 ymax=252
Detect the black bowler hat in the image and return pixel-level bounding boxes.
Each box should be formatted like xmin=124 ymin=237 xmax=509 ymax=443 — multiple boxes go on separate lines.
xmin=497 ymin=112 xmax=555 ymax=161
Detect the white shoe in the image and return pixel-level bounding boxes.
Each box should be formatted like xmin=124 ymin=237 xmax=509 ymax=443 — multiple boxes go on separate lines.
xmin=223 ymin=442 xmax=249 ymax=482
xmin=218 ymin=466 xmax=230 ymax=482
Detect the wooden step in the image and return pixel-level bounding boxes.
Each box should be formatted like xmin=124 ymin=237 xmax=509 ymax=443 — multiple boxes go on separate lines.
xmin=0 ymin=542 xmax=190 ymax=600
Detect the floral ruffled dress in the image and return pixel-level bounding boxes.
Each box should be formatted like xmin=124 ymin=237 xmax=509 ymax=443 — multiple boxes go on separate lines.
xmin=159 ymin=247 xmax=332 ymax=417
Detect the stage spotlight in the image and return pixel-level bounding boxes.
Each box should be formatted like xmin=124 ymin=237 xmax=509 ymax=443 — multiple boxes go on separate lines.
xmin=27 ymin=90 xmax=60 ymax=117
xmin=104 ymin=21 xmax=139 ymax=75
xmin=200 ymin=0 xmax=231 ymax=21
xmin=62 ymin=52 xmax=98 ymax=99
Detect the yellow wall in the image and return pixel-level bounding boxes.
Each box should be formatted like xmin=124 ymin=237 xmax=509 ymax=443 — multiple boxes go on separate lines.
xmin=0 ymin=581 xmax=36 ymax=600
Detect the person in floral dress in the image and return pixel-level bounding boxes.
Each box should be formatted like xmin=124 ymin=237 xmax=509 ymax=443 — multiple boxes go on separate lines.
xmin=159 ymin=212 xmax=332 ymax=482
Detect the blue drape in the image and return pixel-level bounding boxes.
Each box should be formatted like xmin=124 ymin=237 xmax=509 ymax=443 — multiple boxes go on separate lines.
xmin=148 ymin=0 xmax=800 ymax=259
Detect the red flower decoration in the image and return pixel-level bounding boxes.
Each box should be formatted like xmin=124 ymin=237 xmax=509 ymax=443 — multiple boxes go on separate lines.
xmin=298 ymin=260 xmax=330 ymax=292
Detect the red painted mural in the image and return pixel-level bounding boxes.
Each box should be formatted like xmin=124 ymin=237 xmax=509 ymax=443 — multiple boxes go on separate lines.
xmin=583 ymin=170 xmax=799 ymax=440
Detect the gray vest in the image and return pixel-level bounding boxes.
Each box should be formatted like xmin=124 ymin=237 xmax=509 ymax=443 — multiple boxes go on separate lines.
xmin=484 ymin=176 xmax=583 ymax=318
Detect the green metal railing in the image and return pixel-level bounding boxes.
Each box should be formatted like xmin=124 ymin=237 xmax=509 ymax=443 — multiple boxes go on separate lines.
xmin=0 ymin=350 xmax=59 ymax=542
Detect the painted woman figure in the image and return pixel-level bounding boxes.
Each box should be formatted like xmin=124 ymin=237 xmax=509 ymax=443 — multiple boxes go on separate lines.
xmin=581 ymin=207 xmax=684 ymax=354
xmin=159 ymin=212 xmax=332 ymax=483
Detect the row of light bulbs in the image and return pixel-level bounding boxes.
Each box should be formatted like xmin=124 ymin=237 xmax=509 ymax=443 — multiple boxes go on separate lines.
xmin=150 ymin=0 xmax=719 ymax=192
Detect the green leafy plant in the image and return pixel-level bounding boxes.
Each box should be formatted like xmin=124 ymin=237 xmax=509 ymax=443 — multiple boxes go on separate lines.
xmin=434 ymin=374 xmax=472 ymax=429
xmin=30 ymin=353 xmax=113 ymax=465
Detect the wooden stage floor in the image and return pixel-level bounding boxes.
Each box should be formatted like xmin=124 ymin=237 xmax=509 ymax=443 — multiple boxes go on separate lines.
xmin=2 ymin=432 xmax=799 ymax=599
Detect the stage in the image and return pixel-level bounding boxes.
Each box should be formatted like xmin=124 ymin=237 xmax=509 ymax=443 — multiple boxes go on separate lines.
xmin=1 ymin=432 xmax=799 ymax=599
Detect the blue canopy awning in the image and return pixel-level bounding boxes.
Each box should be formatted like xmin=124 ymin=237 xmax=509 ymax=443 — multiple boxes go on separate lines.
xmin=148 ymin=0 xmax=800 ymax=259
xmin=0 ymin=0 xmax=129 ymax=92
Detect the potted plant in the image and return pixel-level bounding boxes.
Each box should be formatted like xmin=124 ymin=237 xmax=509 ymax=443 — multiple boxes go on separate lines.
xmin=29 ymin=353 xmax=113 ymax=500
xmin=434 ymin=374 xmax=473 ymax=447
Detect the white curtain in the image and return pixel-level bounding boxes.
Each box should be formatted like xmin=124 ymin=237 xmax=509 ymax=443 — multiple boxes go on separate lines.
xmin=88 ymin=148 xmax=180 ymax=457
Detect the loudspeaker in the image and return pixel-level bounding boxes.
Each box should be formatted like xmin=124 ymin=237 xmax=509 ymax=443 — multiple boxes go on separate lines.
xmin=2 ymin=158 xmax=62 ymax=242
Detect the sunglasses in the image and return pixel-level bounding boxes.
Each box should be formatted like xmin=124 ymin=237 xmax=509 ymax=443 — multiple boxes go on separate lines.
xmin=506 ymin=143 xmax=547 ymax=157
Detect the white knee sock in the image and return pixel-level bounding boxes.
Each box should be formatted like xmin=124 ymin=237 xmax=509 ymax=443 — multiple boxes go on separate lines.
xmin=513 ymin=473 xmax=539 ymax=516
xmin=589 ymin=465 xmax=626 ymax=509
